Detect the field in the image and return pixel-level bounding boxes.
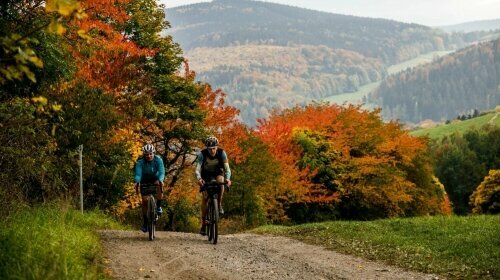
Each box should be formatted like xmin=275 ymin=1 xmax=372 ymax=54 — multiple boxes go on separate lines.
xmin=410 ymin=112 xmax=499 ymax=139
xmin=253 ymin=215 xmax=500 ymax=279
xmin=387 ymin=50 xmax=454 ymax=74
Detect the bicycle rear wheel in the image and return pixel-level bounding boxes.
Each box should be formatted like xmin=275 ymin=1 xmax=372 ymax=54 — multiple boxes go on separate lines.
xmin=147 ymin=195 xmax=156 ymax=241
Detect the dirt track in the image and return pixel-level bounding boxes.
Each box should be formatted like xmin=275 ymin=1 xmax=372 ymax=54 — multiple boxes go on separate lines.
xmin=100 ymin=230 xmax=440 ymax=280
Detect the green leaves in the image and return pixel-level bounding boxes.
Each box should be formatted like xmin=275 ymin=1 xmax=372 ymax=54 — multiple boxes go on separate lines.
xmin=0 ymin=34 xmax=44 ymax=83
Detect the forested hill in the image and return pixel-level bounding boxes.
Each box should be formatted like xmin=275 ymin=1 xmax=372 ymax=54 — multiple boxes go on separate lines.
xmin=164 ymin=0 xmax=484 ymax=126
xmin=165 ymin=0 xmax=467 ymax=65
xmin=438 ymin=19 xmax=500 ymax=33
xmin=369 ymin=39 xmax=500 ymax=124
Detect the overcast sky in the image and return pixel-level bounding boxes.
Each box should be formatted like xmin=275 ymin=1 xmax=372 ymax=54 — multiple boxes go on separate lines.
xmin=160 ymin=0 xmax=500 ymax=26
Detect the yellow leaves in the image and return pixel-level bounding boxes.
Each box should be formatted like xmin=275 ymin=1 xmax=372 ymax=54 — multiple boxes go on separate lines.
xmin=32 ymin=96 xmax=48 ymax=106
xmin=51 ymin=104 xmax=63 ymax=112
xmin=77 ymin=29 xmax=92 ymax=42
xmin=31 ymin=96 xmax=63 ymax=115
xmin=48 ymin=20 xmax=67 ymax=35
xmin=45 ymin=0 xmax=82 ymax=17
xmin=46 ymin=0 xmax=87 ymax=36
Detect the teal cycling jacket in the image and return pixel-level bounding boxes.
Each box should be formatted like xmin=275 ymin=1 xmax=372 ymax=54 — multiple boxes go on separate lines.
xmin=134 ymin=155 xmax=165 ymax=184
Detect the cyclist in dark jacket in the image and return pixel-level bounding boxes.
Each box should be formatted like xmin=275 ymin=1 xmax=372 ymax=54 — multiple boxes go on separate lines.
xmin=195 ymin=136 xmax=231 ymax=235
xmin=134 ymin=144 xmax=165 ymax=232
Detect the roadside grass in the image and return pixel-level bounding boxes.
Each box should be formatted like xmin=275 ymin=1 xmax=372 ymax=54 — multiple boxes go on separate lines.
xmin=0 ymin=204 xmax=126 ymax=280
xmin=253 ymin=215 xmax=500 ymax=279
xmin=410 ymin=112 xmax=499 ymax=139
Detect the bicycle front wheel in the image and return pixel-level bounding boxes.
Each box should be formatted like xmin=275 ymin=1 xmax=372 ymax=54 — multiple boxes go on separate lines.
xmin=207 ymin=199 xmax=213 ymax=242
xmin=147 ymin=195 xmax=156 ymax=241
xmin=211 ymin=198 xmax=218 ymax=245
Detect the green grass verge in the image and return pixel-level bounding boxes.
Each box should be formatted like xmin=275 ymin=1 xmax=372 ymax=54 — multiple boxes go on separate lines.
xmin=0 ymin=204 xmax=126 ymax=280
xmin=252 ymin=215 xmax=500 ymax=279
xmin=410 ymin=112 xmax=499 ymax=139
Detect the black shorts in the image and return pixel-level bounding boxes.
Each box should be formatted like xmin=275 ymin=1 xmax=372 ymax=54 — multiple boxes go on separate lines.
xmin=201 ymin=168 xmax=224 ymax=181
xmin=140 ymin=184 xmax=158 ymax=196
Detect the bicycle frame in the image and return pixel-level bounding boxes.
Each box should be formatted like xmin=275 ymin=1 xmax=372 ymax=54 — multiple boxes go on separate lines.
xmin=203 ymin=181 xmax=224 ymax=244
xmin=140 ymin=183 xmax=159 ymax=240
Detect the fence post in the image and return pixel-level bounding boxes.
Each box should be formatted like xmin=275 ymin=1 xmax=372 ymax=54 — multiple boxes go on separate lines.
xmin=79 ymin=145 xmax=83 ymax=214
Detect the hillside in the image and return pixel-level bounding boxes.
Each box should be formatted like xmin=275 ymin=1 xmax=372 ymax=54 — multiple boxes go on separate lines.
xmin=439 ymin=19 xmax=500 ymax=33
xmin=370 ymin=39 xmax=500 ymax=124
xmin=163 ymin=0 xmax=480 ymax=125
xmin=188 ymin=45 xmax=385 ymax=124
xmin=410 ymin=111 xmax=500 ymax=139
xmin=164 ymin=0 xmax=471 ymax=64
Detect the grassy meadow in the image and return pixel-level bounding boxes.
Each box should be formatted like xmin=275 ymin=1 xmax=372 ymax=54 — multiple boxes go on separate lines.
xmin=410 ymin=112 xmax=499 ymax=139
xmin=253 ymin=215 xmax=500 ymax=279
xmin=0 ymin=205 xmax=125 ymax=280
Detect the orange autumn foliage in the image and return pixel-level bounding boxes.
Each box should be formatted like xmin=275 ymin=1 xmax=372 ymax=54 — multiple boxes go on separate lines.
xmin=73 ymin=0 xmax=155 ymax=94
xmin=257 ymin=105 xmax=344 ymax=203
xmin=200 ymin=84 xmax=250 ymax=164
xmin=258 ymin=103 xmax=450 ymax=218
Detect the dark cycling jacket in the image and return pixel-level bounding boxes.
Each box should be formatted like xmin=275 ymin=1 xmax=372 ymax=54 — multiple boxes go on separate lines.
xmin=195 ymin=148 xmax=231 ymax=180
xmin=134 ymin=155 xmax=165 ymax=184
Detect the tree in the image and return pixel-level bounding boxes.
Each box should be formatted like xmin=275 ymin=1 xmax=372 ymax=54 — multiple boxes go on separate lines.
xmin=469 ymin=170 xmax=500 ymax=214
xmin=258 ymin=103 xmax=450 ymax=220
xmin=0 ymin=0 xmax=85 ymax=85
xmin=432 ymin=126 xmax=499 ymax=214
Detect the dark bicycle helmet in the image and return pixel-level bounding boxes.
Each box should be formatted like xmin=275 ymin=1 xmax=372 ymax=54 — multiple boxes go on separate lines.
xmin=142 ymin=144 xmax=156 ymax=153
xmin=205 ymin=136 xmax=219 ymax=148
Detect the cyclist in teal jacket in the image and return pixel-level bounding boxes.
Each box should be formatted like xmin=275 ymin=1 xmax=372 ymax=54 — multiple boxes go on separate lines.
xmin=134 ymin=144 xmax=165 ymax=232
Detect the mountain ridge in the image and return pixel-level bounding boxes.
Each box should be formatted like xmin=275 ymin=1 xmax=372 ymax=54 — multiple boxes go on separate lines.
xmin=438 ymin=19 xmax=500 ymax=33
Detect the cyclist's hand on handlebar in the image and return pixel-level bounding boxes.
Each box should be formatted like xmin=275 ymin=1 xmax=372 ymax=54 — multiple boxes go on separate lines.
xmin=198 ymin=178 xmax=205 ymax=187
xmin=135 ymin=182 xmax=140 ymax=195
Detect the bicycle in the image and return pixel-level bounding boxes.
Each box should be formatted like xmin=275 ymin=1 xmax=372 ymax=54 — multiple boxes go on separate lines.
xmin=202 ymin=179 xmax=226 ymax=245
xmin=139 ymin=183 xmax=161 ymax=241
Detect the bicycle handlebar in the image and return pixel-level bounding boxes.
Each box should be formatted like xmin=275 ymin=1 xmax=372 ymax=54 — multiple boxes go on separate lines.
xmin=204 ymin=180 xmax=228 ymax=187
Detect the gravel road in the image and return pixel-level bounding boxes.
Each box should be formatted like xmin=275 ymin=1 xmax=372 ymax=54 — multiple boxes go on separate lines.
xmin=100 ymin=230 xmax=440 ymax=280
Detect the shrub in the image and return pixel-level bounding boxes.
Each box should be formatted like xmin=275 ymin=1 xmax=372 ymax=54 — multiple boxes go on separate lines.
xmin=470 ymin=170 xmax=500 ymax=214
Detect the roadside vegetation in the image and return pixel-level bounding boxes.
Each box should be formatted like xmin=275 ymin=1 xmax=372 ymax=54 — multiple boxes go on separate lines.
xmin=253 ymin=215 xmax=500 ymax=279
xmin=0 ymin=205 xmax=125 ymax=280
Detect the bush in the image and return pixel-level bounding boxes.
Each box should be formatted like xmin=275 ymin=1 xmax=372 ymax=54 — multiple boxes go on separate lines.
xmin=470 ymin=170 xmax=500 ymax=214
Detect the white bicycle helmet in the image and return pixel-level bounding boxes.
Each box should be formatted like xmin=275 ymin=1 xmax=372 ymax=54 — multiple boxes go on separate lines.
xmin=142 ymin=144 xmax=156 ymax=153
xmin=205 ymin=136 xmax=219 ymax=148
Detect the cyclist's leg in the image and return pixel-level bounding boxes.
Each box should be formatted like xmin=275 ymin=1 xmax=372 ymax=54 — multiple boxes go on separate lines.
xmin=200 ymin=191 xmax=208 ymax=234
xmin=140 ymin=195 xmax=148 ymax=230
xmin=155 ymin=181 xmax=163 ymax=200
xmin=216 ymin=175 xmax=225 ymax=214
xmin=155 ymin=182 xmax=163 ymax=214
xmin=200 ymin=174 xmax=213 ymax=223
